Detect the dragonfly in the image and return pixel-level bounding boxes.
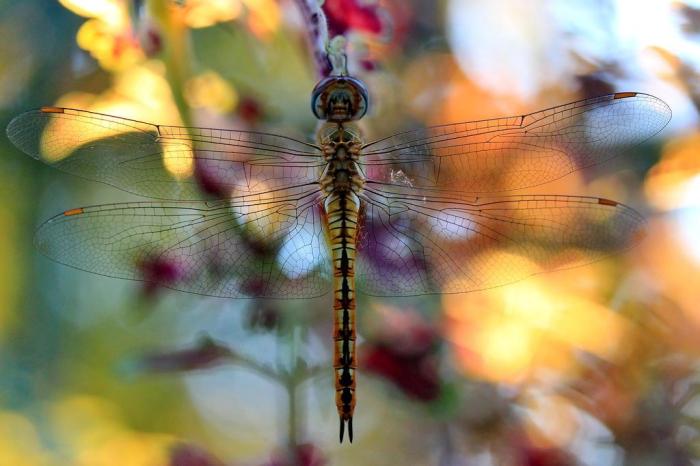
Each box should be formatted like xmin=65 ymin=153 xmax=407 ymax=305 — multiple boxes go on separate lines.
xmin=6 ymin=76 xmax=670 ymax=442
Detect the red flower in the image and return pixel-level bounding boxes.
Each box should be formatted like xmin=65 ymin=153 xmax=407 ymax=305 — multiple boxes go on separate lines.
xmin=323 ymin=0 xmax=385 ymax=37
xmin=194 ymin=156 xmax=232 ymax=199
xmin=138 ymin=254 xmax=189 ymax=295
xmin=170 ymin=443 xmax=224 ymax=466
xmin=363 ymin=308 xmax=442 ymax=401
xmin=245 ymin=305 xmax=282 ymax=332
xmin=517 ymin=446 xmax=575 ymax=466
xmin=140 ymin=26 xmax=163 ymax=57
xmin=263 ymin=443 xmax=327 ymax=466
xmin=364 ymin=342 xmax=441 ymax=401
xmin=237 ymin=96 xmax=264 ymax=125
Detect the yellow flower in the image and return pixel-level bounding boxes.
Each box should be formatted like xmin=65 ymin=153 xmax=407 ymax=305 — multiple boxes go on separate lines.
xmin=60 ymin=0 xmax=144 ymax=71
xmin=181 ymin=0 xmax=244 ymax=28
xmin=185 ymin=70 xmax=238 ymax=113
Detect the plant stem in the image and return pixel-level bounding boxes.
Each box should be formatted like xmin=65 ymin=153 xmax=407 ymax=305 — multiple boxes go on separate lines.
xmin=293 ymin=0 xmax=332 ymax=77
xmin=147 ymin=0 xmax=193 ymax=127
xmin=287 ymin=323 xmax=303 ymax=451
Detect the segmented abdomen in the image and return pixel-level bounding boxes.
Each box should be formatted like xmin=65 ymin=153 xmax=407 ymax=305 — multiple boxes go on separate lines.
xmin=324 ymin=190 xmax=360 ymax=443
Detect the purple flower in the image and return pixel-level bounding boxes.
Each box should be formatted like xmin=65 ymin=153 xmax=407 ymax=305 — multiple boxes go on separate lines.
xmin=194 ymin=156 xmax=231 ymax=199
xmin=516 ymin=445 xmax=575 ymax=466
xmin=363 ymin=308 xmax=442 ymax=401
xmin=138 ymin=254 xmax=190 ymax=296
xmin=263 ymin=443 xmax=327 ymax=466
xmin=245 ymin=306 xmax=282 ymax=332
xmin=237 ymin=96 xmax=264 ymax=125
xmin=170 ymin=443 xmax=223 ymax=466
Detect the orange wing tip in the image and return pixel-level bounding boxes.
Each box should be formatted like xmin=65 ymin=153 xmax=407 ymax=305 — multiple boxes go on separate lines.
xmin=63 ymin=208 xmax=84 ymax=216
xmin=40 ymin=106 xmax=65 ymax=114
xmin=613 ymin=92 xmax=637 ymax=100
xmin=597 ymin=198 xmax=619 ymax=207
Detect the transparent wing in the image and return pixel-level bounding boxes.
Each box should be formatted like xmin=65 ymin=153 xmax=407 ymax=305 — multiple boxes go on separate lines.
xmin=356 ymin=183 xmax=645 ymax=296
xmin=6 ymin=107 xmax=323 ymax=200
xmin=361 ymin=93 xmax=671 ymax=192
xmin=35 ymin=185 xmax=331 ymax=298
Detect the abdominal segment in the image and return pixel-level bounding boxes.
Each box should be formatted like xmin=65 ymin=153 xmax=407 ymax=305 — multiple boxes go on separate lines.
xmin=325 ymin=190 xmax=360 ymax=442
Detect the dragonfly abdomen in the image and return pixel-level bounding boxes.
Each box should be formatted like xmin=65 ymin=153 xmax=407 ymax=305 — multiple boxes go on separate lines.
xmin=324 ymin=190 xmax=360 ymax=443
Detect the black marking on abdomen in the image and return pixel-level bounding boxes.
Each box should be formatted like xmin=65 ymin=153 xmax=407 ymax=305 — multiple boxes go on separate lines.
xmin=333 ymin=193 xmax=356 ymax=443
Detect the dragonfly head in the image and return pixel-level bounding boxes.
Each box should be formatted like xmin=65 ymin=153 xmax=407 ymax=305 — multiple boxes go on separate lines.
xmin=311 ymin=76 xmax=368 ymax=122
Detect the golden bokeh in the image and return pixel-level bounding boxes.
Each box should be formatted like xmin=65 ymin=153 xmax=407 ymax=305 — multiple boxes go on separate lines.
xmin=58 ymin=0 xmax=125 ymax=27
xmin=50 ymin=396 xmax=174 ymax=466
xmin=444 ymin=265 xmax=632 ymax=383
xmin=63 ymin=0 xmax=143 ymax=71
xmin=636 ymin=217 xmax=700 ymax=334
xmin=0 ymin=411 xmax=50 ymax=466
xmin=41 ymin=62 xmax=193 ymax=178
xmin=181 ymin=0 xmax=244 ymax=28
xmin=76 ymin=18 xmax=144 ymax=71
xmin=242 ymin=0 xmax=281 ymax=38
xmin=185 ymin=70 xmax=239 ymax=113
xmin=645 ymin=131 xmax=700 ymax=211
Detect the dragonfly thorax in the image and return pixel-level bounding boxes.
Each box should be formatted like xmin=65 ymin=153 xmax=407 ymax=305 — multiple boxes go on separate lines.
xmin=318 ymin=125 xmax=365 ymax=198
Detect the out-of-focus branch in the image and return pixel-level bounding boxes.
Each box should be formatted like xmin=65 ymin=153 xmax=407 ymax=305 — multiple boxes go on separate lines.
xmin=129 ymin=332 xmax=325 ymax=393
xmin=147 ymin=0 xmax=193 ymax=127
xmin=292 ymin=0 xmax=334 ymax=77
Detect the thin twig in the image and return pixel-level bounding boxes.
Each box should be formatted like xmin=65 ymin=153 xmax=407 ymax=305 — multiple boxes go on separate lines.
xmin=147 ymin=0 xmax=193 ymax=127
xmin=292 ymin=0 xmax=333 ymax=77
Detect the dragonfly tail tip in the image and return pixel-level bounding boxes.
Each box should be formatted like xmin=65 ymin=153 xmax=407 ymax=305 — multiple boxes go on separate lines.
xmin=339 ymin=417 xmax=354 ymax=443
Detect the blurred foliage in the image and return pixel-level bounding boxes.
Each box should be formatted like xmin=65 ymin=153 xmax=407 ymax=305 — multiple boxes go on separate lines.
xmin=0 ymin=1 xmax=699 ymax=465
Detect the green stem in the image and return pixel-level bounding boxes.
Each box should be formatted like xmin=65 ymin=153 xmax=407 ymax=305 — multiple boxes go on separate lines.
xmin=287 ymin=323 xmax=303 ymax=451
xmin=229 ymin=353 xmax=279 ymax=381
xmin=147 ymin=0 xmax=193 ymax=127
xmin=288 ymin=371 xmax=299 ymax=451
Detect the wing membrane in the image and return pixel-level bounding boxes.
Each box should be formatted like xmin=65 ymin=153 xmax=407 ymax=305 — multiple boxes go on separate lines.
xmin=361 ymin=93 xmax=671 ymax=192
xmin=35 ymin=185 xmax=330 ymax=298
xmin=11 ymin=96 xmax=662 ymax=299
xmin=357 ymin=184 xmax=645 ymax=296
xmin=6 ymin=107 xmax=323 ymax=200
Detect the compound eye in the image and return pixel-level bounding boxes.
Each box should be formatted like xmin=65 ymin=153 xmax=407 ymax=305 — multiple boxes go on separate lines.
xmin=311 ymin=76 xmax=369 ymax=122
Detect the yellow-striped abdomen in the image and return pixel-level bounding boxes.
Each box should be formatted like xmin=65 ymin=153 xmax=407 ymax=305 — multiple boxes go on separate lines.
xmin=324 ymin=189 xmax=360 ymax=442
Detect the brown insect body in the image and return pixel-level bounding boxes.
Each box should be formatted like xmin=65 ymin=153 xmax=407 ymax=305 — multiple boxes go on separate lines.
xmin=318 ymin=123 xmax=365 ymax=442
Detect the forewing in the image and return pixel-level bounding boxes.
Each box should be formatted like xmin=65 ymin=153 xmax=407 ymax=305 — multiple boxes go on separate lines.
xmin=7 ymin=107 xmax=322 ymax=200
xmin=361 ymin=93 xmax=670 ymax=192
xmin=35 ymin=185 xmax=331 ymax=298
xmin=356 ymin=184 xmax=645 ymax=296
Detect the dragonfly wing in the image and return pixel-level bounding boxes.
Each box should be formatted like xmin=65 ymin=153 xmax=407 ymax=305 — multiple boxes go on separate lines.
xmin=35 ymin=185 xmax=331 ymax=298
xmin=356 ymin=184 xmax=645 ymax=296
xmin=361 ymin=93 xmax=671 ymax=192
xmin=7 ymin=107 xmax=323 ymax=200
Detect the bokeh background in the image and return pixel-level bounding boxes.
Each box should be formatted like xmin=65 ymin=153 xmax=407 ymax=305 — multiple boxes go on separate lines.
xmin=1 ymin=1 xmax=699 ymax=465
